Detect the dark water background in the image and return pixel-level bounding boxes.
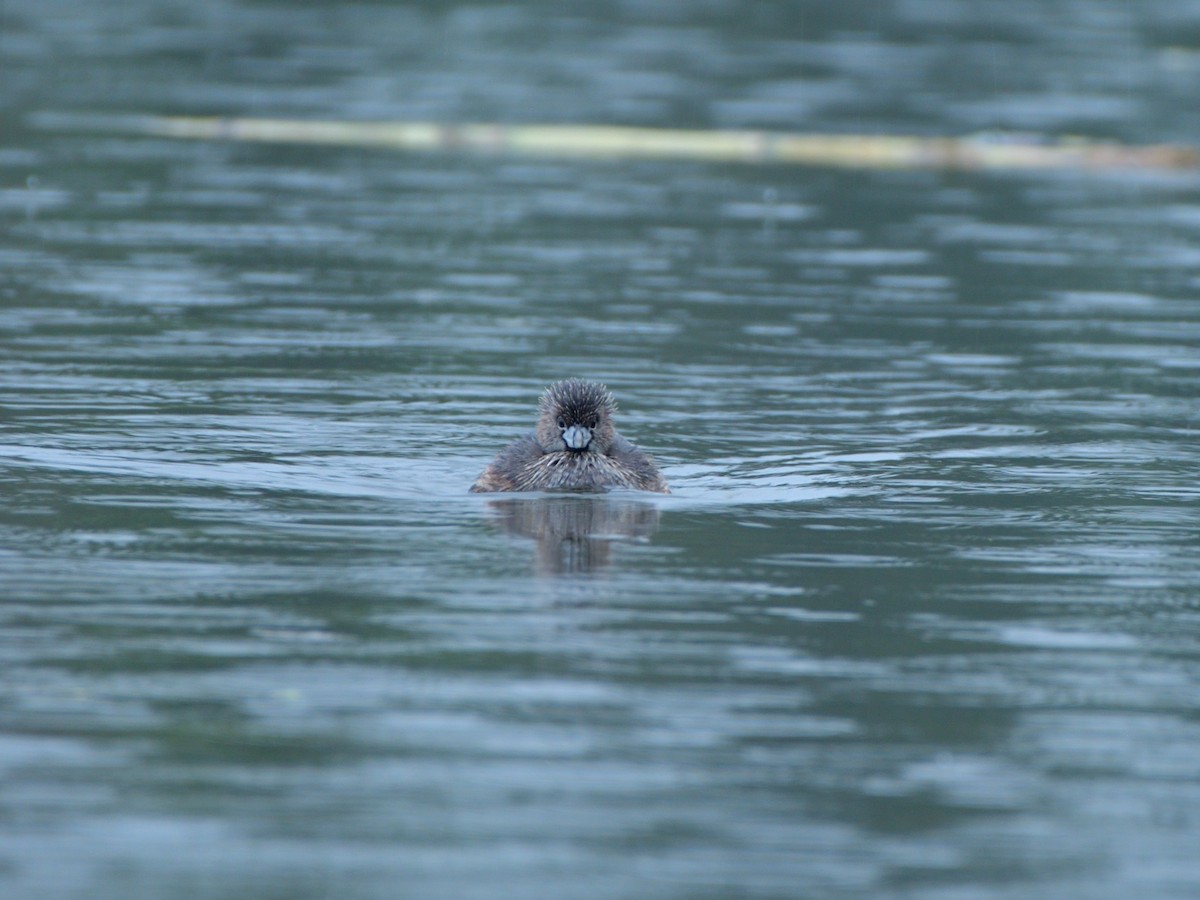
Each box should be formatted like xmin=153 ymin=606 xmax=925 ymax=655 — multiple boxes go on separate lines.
xmin=3 ymin=1 xmax=1199 ymax=897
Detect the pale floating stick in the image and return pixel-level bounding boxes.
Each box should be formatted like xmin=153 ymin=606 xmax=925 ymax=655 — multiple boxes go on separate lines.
xmin=32 ymin=113 xmax=1200 ymax=171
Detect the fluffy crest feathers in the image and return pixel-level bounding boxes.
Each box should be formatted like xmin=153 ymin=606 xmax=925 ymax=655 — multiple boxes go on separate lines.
xmin=538 ymin=379 xmax=616 ymax=424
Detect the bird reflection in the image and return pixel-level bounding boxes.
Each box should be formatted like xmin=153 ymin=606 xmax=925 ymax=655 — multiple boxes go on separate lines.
xmin=484 ymin=496 xmax=661 ymax=575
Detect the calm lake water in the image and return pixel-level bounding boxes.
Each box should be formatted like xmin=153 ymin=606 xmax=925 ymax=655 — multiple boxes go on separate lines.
xmin=3 ymin=1 xmax=1200 ymax=897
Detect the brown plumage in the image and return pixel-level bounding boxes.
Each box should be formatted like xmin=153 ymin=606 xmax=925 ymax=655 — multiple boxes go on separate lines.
xmin=470 ymin=379 xmax=669 ymax=493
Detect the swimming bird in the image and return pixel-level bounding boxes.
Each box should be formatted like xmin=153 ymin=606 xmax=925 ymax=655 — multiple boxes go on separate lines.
xmin=470 ymin=379 xmax=669 ymax=493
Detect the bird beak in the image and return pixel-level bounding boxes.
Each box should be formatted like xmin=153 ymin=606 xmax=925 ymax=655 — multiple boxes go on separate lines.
xmin=561 ymin=424 xmax=591 ymax=450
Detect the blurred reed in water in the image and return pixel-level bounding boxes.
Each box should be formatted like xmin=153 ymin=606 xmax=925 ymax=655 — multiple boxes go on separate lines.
xmin=33 ymin=113 xmax=1200 ymax=171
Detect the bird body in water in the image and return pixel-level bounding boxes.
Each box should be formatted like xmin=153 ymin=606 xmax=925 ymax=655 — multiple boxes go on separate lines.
xmin=470 ymin=379 xmax=669 ymax=493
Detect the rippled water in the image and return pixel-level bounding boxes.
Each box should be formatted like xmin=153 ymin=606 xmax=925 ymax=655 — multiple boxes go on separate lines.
xmin=3 ymin=1 xmax=1200 ymax=897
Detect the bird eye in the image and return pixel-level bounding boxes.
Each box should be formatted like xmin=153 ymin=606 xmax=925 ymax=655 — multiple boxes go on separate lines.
xmin=556 ymin=417 xmax=565 ymax=428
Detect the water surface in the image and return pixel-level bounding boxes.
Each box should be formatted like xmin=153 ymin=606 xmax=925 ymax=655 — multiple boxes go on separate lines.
xmin=3 ymin=1 xmax=1200 ymax=897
